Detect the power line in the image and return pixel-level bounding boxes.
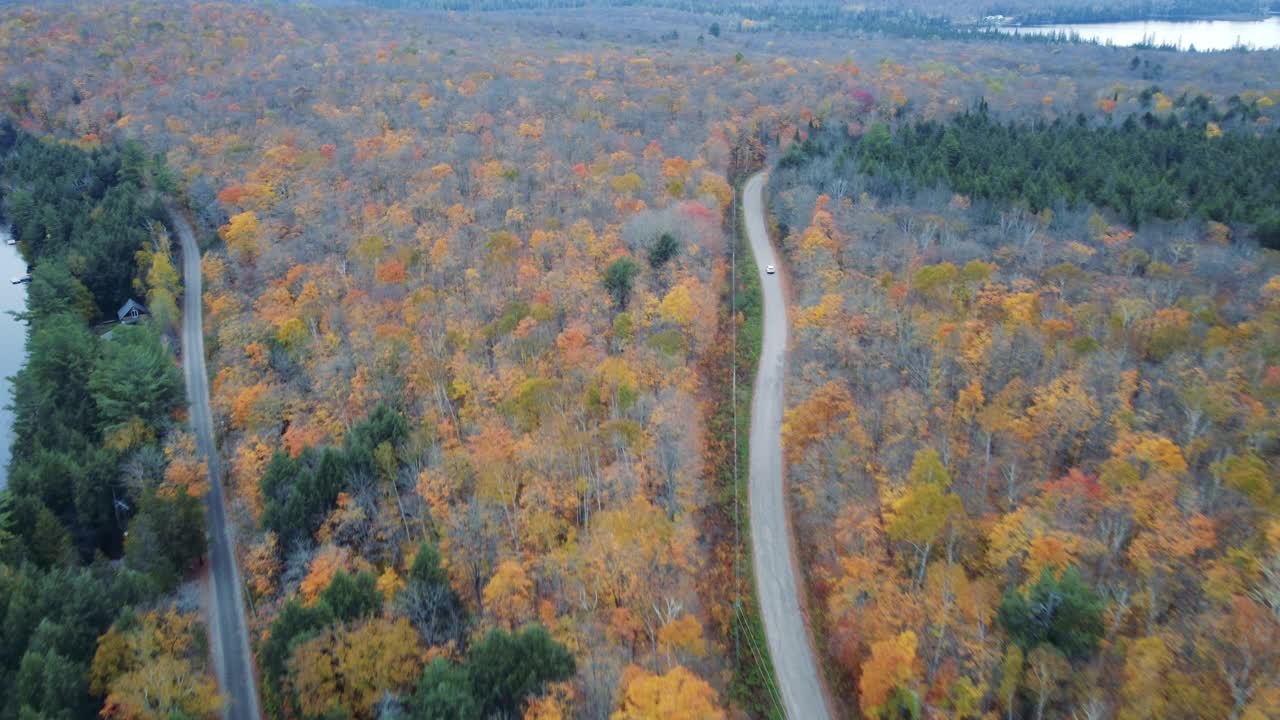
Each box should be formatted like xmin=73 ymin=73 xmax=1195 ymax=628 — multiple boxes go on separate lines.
xmin=735 ymin=602 xmax=785 ymax=715
xmin=731 ymin=182 xmax=740 ymax=668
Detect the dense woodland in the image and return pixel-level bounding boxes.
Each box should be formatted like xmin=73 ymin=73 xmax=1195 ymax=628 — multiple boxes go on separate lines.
xmin=0 ymin=129 xmax=218 ymax=718
xmin=770 ymin=96 xmax=1280 ymax=717
xmin=781 ymin=101 xmax=1280 ymax=233
xmin=0 ymin=0 xmax=1277 ymax=718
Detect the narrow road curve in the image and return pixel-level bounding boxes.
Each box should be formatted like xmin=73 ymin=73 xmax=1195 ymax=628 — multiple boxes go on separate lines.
xmin=171 ymin=207 xmax=262 ymax=720
xmin=744 ymin=172 xmax=834 ymax=720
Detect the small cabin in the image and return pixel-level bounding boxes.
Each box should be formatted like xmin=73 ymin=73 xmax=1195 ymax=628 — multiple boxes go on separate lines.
xmin=117 ymin=298 xmax=149 ymax=324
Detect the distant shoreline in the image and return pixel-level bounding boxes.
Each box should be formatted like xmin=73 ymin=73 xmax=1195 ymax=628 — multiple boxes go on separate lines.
xmin=986 ymin=13 xmax=1275 ymax=28
xmin=980 ymin=14 xmax=1280 ymax=50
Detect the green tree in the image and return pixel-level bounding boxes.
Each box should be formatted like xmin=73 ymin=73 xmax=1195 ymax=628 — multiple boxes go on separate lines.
xmin=6 ymin=496 xmax=74 ymax=569
xmin=23 ymin=262 xmax=96 ymax=323
xmin=88 ymin=324 xmax=184 ymax=436
xmin=258 ymin=598 xmax=335 ymax=716
xmin=861 ymin=123 xmax=893 ymax=165
xmin=648 ymin=232 xmax=680 ymax=270
xmin=10 ymin=314 xmax=100 ymax=449
xmin=467 ymin=625 xmax=575 ymax=718
xmin=1257 ymin=211 xmax=1280 ymax=250
xmin=998 ymin=566 xmax=1105 ymax=661
xmin=260 ymin=447 xmax=348 ymax=548
xmin=0 ymin=491 xmax=15 ymax=563
xmin=124 ymin=487 xmax=207 ymax=592
xmin=0 ymin=563 xmax=151 ymax=713
xmin=13 ymin=647 xmax=90 ymax=719
xmin=412 ymin=658 xmax=480 ymax=720
xmin=319 ymin=570 xmax=381 ymax=623
xmin=116 ymin=142 xmax=147 ymax=187
xmin=603 ymin=258 xmax=640 ymax=310
xmin=396 ymin=541 xmax=466 ymax=647
xmin=345 ymin=403 xmax=408 ymax=478
xmin=409 ymin=541 xmax=451 ymax=589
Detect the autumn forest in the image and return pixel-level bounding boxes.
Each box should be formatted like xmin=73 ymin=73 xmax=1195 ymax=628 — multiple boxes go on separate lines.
xmin=0 ymin=1 xmax=1278 ymax=719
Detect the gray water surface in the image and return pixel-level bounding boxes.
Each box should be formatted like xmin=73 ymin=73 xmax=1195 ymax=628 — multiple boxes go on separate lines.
xmin=1008 ymin=17 xmax=1280 ymax=50
xmin=0 ymin=228 xmax=28 ymax=490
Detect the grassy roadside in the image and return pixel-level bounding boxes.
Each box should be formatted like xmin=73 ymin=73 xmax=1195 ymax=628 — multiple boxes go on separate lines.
xmin=715 ymin=179 xmax=783 ymax=719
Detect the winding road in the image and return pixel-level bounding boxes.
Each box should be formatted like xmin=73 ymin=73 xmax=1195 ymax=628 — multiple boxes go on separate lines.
xmin=172 ymin=207 xmax=262 ymax=720
xmin=744 ymin=172 xmax=834 ymax=720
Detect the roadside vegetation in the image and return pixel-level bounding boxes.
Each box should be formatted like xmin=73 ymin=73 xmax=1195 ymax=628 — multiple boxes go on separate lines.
xmin=711 ymin=178 xmax=780 ymax=717
xmin=0 ymin=124 xmax=215 ymax=719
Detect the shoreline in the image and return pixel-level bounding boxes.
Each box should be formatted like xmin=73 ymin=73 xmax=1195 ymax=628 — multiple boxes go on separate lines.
xmin=982 ymin=15 xmax=1280 ymax=50
xmin=979 ymin=13 xmax=1277 ymax=27
xmin=0 ymin=228 xmax=27 ymax=491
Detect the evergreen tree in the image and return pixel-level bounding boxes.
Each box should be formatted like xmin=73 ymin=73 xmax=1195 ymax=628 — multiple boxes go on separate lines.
xmin=467 ymin=625 xmax=575 ymax=718
xmin=602 ymin=258 xmax=639 ymax=310
xmin=998 ymin=566 xmax=1105 ymax=661
xmin=412 ymin=659 xmax=480 ymax=720
xmin=319 ymin=571 xmax=381 ymax=623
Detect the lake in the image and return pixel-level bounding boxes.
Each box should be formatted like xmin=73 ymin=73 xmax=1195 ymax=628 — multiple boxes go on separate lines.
xmin=1006 ymin=17 xmax=1280 ymax=50
xmin=0 ymin=227 xmax=27 ymax=490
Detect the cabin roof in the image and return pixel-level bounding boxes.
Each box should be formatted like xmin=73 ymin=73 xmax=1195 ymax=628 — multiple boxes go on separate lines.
xmin=117 ymin=298 xmax=149 ymax=322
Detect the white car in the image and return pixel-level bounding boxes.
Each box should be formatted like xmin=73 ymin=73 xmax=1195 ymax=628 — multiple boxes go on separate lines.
xmin=766 ymin=264 xmax=776 ymax=275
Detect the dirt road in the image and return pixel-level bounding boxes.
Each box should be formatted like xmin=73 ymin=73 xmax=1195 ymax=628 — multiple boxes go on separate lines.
xmin=743 ymin=172 xmax=833 ymax=720
xmin=172 ymin=207 xmax=262 ymax=720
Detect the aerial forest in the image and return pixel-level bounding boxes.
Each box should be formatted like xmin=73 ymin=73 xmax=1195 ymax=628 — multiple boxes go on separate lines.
xmin=0 ymin=0 xmax=1277 ymax=718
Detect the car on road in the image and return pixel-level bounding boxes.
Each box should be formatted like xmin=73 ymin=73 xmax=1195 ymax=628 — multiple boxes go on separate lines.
xmin=766 ymin=264 xmax=776 ymax=274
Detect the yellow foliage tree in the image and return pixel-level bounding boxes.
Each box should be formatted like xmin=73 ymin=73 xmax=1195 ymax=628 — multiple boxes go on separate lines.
xmin=92 ymin=608 xmax=222 ymax=719
xmin=611 ymin=172 xmax=644 ymax=195
xmin=611 ymin=665 xmax=725 ymax=720
xmin=1001 ymin=292 xmax=1041 ymax=329
xmin=696 ymin=172 xmax=731 ymax=211
xmin=377 ymin=567 xmax=405 ymax=600
xmin=1119 ymin=635 xmax=1173 ymax=720
xmin=657 ymin=614 xmax=707 ymax=664
xmin=858 ymin=631 xmax=919 ymax=719
xmin=289 ymin=617 xmax=423 ymax=718
xmin=658 ymin=284 xmax=695 ymax=328
xmin=782 ymin=380 xmax=866 ymax=464
xmin=483 ymin=559 xmax=534 ymax=629
xmin=220 ymin=211 xmax=261 ymax=262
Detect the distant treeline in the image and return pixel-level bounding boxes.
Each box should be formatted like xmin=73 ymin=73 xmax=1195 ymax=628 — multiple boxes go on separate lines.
xmin=324 ymin=0 xmax=1277 ymax=36
xmin=330 ymin=0 xmax=1007 ymax=42
xmin=0 ymin=125 xmax=198 ymax=718
xmin=990 ymin=0 xmax=1277 ymax=25
xmin=780 ymin=102 xmax=1280 ymax=244
xmin=408 ymin=0 xmax=987 ymax=39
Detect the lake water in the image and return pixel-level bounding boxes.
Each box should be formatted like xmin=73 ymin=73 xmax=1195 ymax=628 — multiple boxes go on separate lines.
xmin=1007 ymin=17 xmax=1280 ymax=50
xmin=0 ymin=228 xmax=27 ymax=490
